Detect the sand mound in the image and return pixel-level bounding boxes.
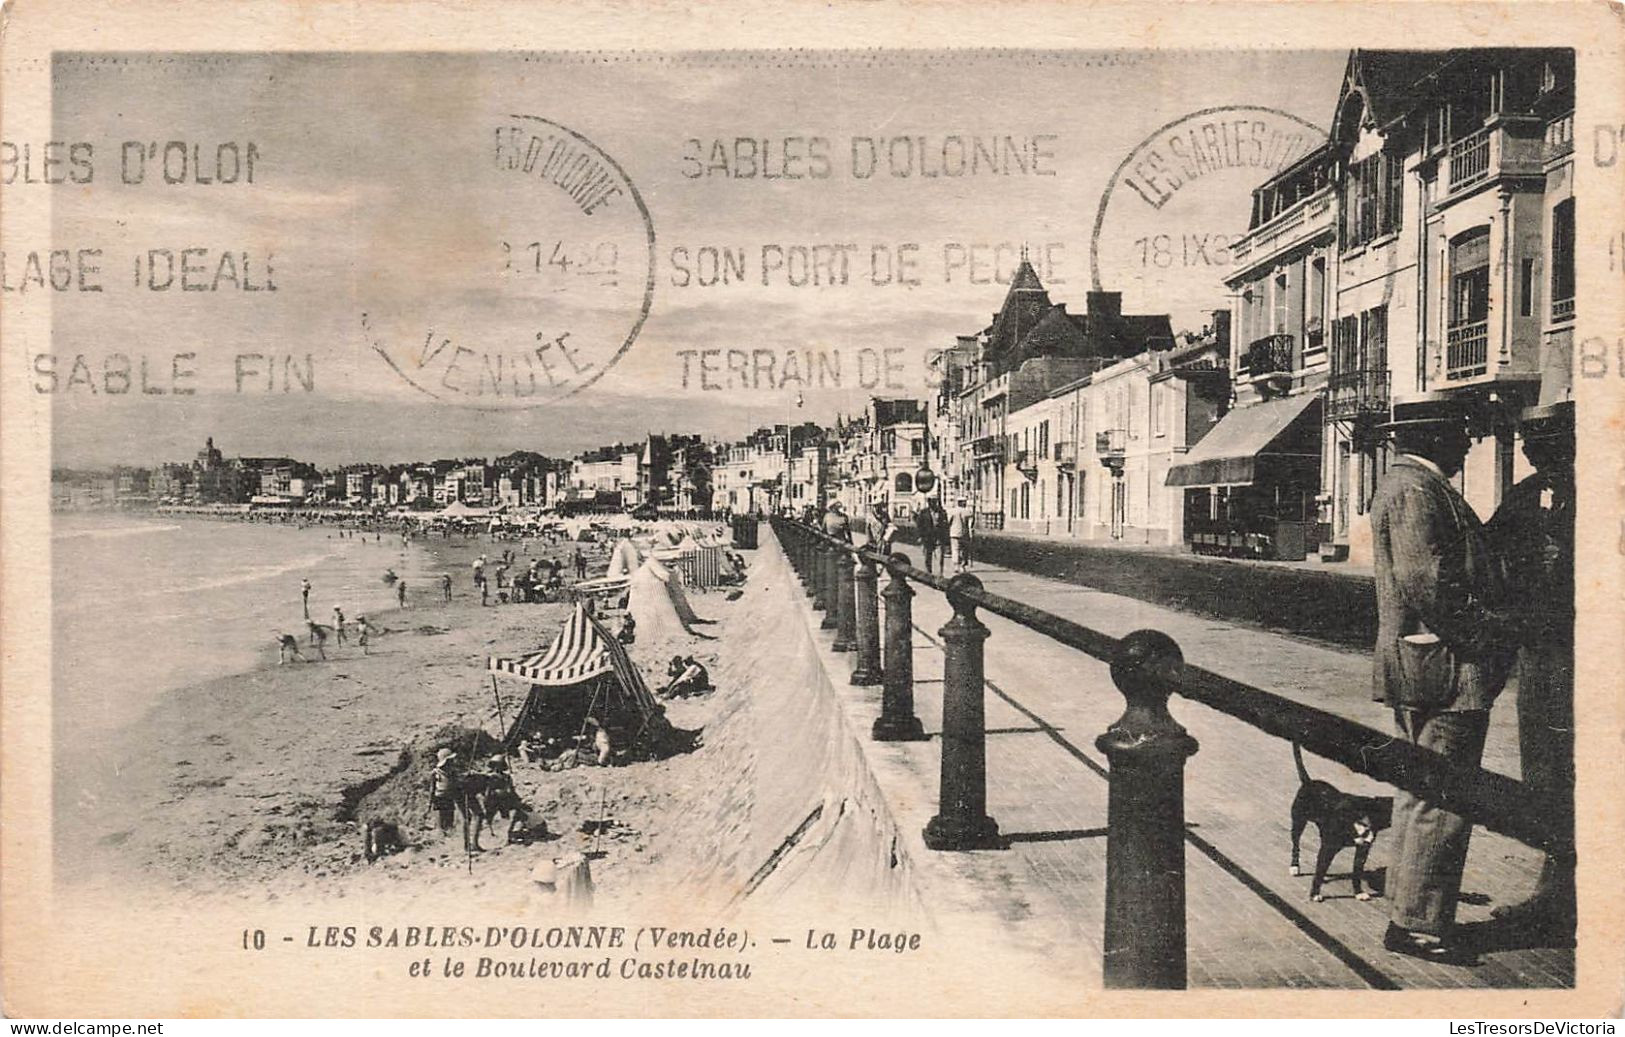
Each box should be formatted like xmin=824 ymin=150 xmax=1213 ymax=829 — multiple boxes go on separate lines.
xmin=339 ymin=724 xmax=503 ymax=835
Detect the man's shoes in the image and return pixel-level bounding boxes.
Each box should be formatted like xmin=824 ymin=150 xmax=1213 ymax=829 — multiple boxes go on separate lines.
xmin=1382 ymin=923 xmax=1479 ymax=966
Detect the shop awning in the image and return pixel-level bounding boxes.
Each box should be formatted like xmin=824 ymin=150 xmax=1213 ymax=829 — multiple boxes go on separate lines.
xmin=1165 ymin=393 xmax=1322 ymax=488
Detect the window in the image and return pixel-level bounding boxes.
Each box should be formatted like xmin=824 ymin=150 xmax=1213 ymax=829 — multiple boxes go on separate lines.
xmin=1343 ymin=150 xmax=1403 ymax=248
xmin=1449 ymin=229 xmax=1491 ymax=328
xmin=894 ymin=472 xmax=913 ymax=494
xmin=1363 ymin=306 xmax=1389 ymax=371
xmin=1308 ymin=258 xmax=1326 ymax=325
xmin=1151 ymin=383 xmax=1168 ymax=437
xmin=1520 ymin=257 xmax=1535 ymax=317
xmin=1551 ymin=198 xmax=1575 ymax=316
xmin=1272 ymin=271 xmax=1290 ymax=334
xmin=1332 ymin=315 xmax=1359 ymax=374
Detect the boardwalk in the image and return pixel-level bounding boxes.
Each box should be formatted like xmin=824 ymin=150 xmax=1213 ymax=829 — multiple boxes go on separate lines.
xmin=794 ymin=534 xmax=1573 ymax=990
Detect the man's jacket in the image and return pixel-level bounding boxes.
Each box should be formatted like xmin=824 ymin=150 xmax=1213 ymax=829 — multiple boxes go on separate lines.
xmin=1370 ymin=456 xmax=1514 ymax=711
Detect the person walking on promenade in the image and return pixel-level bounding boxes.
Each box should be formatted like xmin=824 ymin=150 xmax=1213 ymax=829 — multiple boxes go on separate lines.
xmin=947 ymin=497 xmax=974 ymax=572
xmin=332 ymin=606 xmax=348 ymax=645
xmin=874 ymin=505 xmax=900 ymax=556
xmin=1370 ymin=398 xmax=1517 ymax=964
xmin=301 ymin=578 xmax=312 ymax=619
xmin=823 ymin=500 xmax=851 ymax=543
xmin=1484 ymin=400 xmax=1577 ymax=937
xmin=441 ymin=572 xmax=453 ymax=602
xmin=396 ymin=579 xmax=408 ymax=608
xmin=914 ymin=499 xmax=941 ymax=574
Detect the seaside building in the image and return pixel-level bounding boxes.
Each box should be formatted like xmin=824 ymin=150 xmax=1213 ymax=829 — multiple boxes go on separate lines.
xmin=831 ymin=398 xmax=931 ymax=522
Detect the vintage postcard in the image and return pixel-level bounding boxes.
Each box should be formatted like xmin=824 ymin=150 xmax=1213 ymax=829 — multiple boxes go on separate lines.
xmin=2 ymin=0 xmax=1623 ymax=1019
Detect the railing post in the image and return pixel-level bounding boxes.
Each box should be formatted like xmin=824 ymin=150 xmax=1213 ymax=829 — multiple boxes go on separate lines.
xmin=820 ymin=539 xmax=841 ymax=630
xmin=1096 ymin=629 xmax=1198 ymax=990
xmin=810 ymin=537 xmax=831 ymax=614
xmin=850 ymin=552 xmax=883 ymax=685
xmin=798 ymin=525 xmax=816 ymax=597
xmin=923 ymin=573 xmax=1001 ymax=850
xmin=873 ymin=553 xmax=926 ymax=742
xmin=833 ymin=550 xmax=858 ymax=652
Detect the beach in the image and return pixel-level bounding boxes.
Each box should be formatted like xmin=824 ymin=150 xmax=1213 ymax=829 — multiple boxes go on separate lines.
xmin=53 ymin=518 xmax=751 ymax=913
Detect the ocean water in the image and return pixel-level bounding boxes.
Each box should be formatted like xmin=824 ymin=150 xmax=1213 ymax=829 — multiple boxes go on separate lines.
xmin=52 ymin=513 xmax=438 ymax=763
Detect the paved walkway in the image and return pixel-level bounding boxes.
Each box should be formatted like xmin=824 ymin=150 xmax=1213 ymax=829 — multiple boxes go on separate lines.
xmin=792 ymin=533 xmax=1572 ymax=990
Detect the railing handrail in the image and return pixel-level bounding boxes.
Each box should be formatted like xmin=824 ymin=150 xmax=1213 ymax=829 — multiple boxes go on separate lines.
xmin=776 ymin=516 xmax=1569 ymax=858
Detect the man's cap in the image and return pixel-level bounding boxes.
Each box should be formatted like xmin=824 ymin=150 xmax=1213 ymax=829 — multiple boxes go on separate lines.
xmin=1519 ymin=399 xmax=1575 ymax=440
xmin=1377 ymin=395 xmax=1469 ymax=432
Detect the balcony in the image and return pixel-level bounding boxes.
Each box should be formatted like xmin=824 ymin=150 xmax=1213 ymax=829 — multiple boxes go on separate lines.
xmin=1445 ymin=320 xmax=1490 ymax=381
xmin=1231 ymin=186 xmax=1335 ymax=271
xmin=1440 ymin=118 xmax=1545 ymax=202
xmin=1013 ymin=449 xmax=1037 ymax=477
xmin=1243 ymin=334 xmax=1295 ymax=379
xmin=1095 ymin=429 xmax=1126 ymax=456
xmin=970 ymin=435 xmax=1005 ymax=461
xmin=1326 ymin=369 xmax=1391 ymax=422
xmin=1054 ymin=440 xmax=1078 ymax=468
xmin=1552 ymin=295 xmax=1575 ymax=323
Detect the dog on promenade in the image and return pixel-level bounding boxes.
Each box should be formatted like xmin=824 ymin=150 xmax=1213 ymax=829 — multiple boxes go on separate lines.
xmin=1289 ymin=743 xmax=1392 ymax=902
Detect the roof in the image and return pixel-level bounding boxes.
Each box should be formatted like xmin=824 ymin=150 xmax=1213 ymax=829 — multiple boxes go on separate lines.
xmin=1337 ymin=50 xmax=1453 ymax=140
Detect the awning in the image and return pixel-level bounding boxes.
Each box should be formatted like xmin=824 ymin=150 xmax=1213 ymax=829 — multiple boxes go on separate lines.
xmin=1165 ymin=393 xmax=1322 ymax=488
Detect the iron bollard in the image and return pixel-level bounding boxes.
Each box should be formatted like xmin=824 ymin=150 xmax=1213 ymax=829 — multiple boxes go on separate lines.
xmin=873 ymin=552 xmax=926 ymax=742
xmin=833 ymin=549 xmax=858 ymax=652
xmin=810 ymin=539 xmax=831 ymax=613
xmin=923 ymin=573 xmax=1002 ymax=851
xmin=799 ymin=528 xmax=816 ymax=597
xmin=850 ymin=553 xmax=883 ymax=685
xmin=820 ymin=540 xmax=841 ymax=630
xmin=1096 ymin=629 xmax=1198 ymax=990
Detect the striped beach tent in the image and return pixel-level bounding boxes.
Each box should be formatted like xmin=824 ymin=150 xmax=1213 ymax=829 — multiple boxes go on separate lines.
xmin=488 ymin=603 xmax=666 ymax=751
xmin=674 ymin=535 xmax=723 ymax=590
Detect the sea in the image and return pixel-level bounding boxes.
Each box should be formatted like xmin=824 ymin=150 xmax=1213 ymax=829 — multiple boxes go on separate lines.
xmin=50 ymin=513 xmax=440 ymax=815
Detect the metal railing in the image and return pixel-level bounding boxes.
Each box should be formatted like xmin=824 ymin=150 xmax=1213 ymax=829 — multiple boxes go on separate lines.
xmin=1095 ymin=429 xmax=1126 ymax=456
xmin=1054 ymin=440 xmax=1079 ymax=467
xmin=1449 ymin=128 xmax=1492 ymax=191
xmin=1244 ymin=333 xmax=1295 ymax=378
xmin=1446 ymin=320 xmax=1490 ymax=380
xmin=1326 ymin=368 xmax=1391 ymax=422
xmin=768 ymin=516 xmax=1571 ymax=990
xmin=1552 ymin=296 xmax=1575 ymax=322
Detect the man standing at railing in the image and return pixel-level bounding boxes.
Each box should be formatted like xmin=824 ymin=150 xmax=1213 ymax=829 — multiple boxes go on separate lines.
xmin=823 ymin=499 xmax=852 ymax=542
xmin=1484 ymin=400 xmax=1576 ymax=938
xmin=1370 ymin=397 xmax=1517 ymax=965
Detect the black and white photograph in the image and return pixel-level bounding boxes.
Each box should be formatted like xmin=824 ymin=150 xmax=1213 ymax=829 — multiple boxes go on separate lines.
xmin=2 ymin=2 xmax=1621 ymax=1019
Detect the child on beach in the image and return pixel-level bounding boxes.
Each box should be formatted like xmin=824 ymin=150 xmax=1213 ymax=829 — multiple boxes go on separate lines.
xmin=306 ymin=621 xmax=330 ymax=660
xmin=357 ymin=615 xmax=375 ymax=655
xmin=332 ymin=606 xmax=348 ymax=645
xmin=396 ymin=580 xmax=407 ymax=608
xmin=277 ymin=633 xmax=305 ymax=664
xmin=441 ymin=573 xmax=452 ymax=602
xmin=301 ymin=578 xmax=312 ymax=619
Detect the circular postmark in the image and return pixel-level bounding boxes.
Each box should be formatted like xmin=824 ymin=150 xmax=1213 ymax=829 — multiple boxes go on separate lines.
xmin=1090 ymin=105 xmax=1327 ymax=327
xmin=361 ymin=114 xmax=655 ymax=408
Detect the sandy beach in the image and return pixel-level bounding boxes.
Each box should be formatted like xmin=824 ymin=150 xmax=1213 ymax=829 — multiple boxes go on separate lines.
xmin=58 ymin=527 xmax=755 ymax=913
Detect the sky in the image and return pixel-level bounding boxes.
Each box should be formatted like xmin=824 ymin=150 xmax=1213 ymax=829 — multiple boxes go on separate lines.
xmin=44 ymin=49 xmax=1347 ymax=467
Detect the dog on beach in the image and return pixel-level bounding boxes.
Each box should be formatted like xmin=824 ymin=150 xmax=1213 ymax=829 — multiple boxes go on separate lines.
xmin=1289 ymin=743 xmax=1392 ymax=902
xmin=364 ymin=819 xmax=406 ymax=862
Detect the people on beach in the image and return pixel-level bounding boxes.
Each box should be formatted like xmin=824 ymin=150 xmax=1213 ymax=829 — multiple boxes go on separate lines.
xmin=617 ymin=613 xmax=637 ymax=645
xmin=441 ymin=572 xmax=453 ymax=602
xmin=301 ymin=578 xmax=312 ymax=619
xmin=306 ymin=621 xmax=330 ymax=660
xmin=662 ymin=655 xmax=711 ymax=699
xmin=428 ymin=748 xmax=460 ymax=836
xmin=397 ymin=580 xmax=408 ymax=608
xmin=573 ymin=547 xmax=587 ymax=580
xmin=276 ymin=633 xmax=305 ymax=664
xmin=332 ymin=606 xmax=348 ymax=645
xmin=357 ymin=615 xmax=375 ymax=655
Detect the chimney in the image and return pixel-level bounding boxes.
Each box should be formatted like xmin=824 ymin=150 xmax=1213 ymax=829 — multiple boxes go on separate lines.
xmin=1211 ymin=309 xmax=1231 ymax=348
xmin=1086 ymin=291 xmax=1122 ymax=321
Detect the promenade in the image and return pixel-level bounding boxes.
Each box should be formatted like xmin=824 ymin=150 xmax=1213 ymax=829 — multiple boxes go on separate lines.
xmin=783 ymin=529 xmax=1573 ymax=990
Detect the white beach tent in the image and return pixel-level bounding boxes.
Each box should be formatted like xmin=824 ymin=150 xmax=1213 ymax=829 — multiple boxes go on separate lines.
xmin=628 ymin=559 xmax=697 ymax=642
xmin=606 ymin=538 xmax=643 ymax=578
xmin=642 ymin=556 xmax=706 ymax=627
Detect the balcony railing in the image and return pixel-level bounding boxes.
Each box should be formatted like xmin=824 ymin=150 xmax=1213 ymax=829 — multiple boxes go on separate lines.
xmin=1013 ymin=449 xmax=1037 ymax=473
xmin=1448 ymin=128 xmax=1491 ymax=191
xmin=1054 ymin=441 xmax=1078 ymax=467
xmin=1446 ymin=320 xmax=1490 ymax=381
xmin=1243 ymin=334 xmax=1295 ymax=378
xmin=1326 ymin=368 xmax=1391 ymax=422
xmin=1095 ymin=429 xmax=1126 ymax=456
xmin=1552 ymin=295 xmax=1575 ymax=322
xmin=970 ymin=436 xmax=1005 ymax=461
